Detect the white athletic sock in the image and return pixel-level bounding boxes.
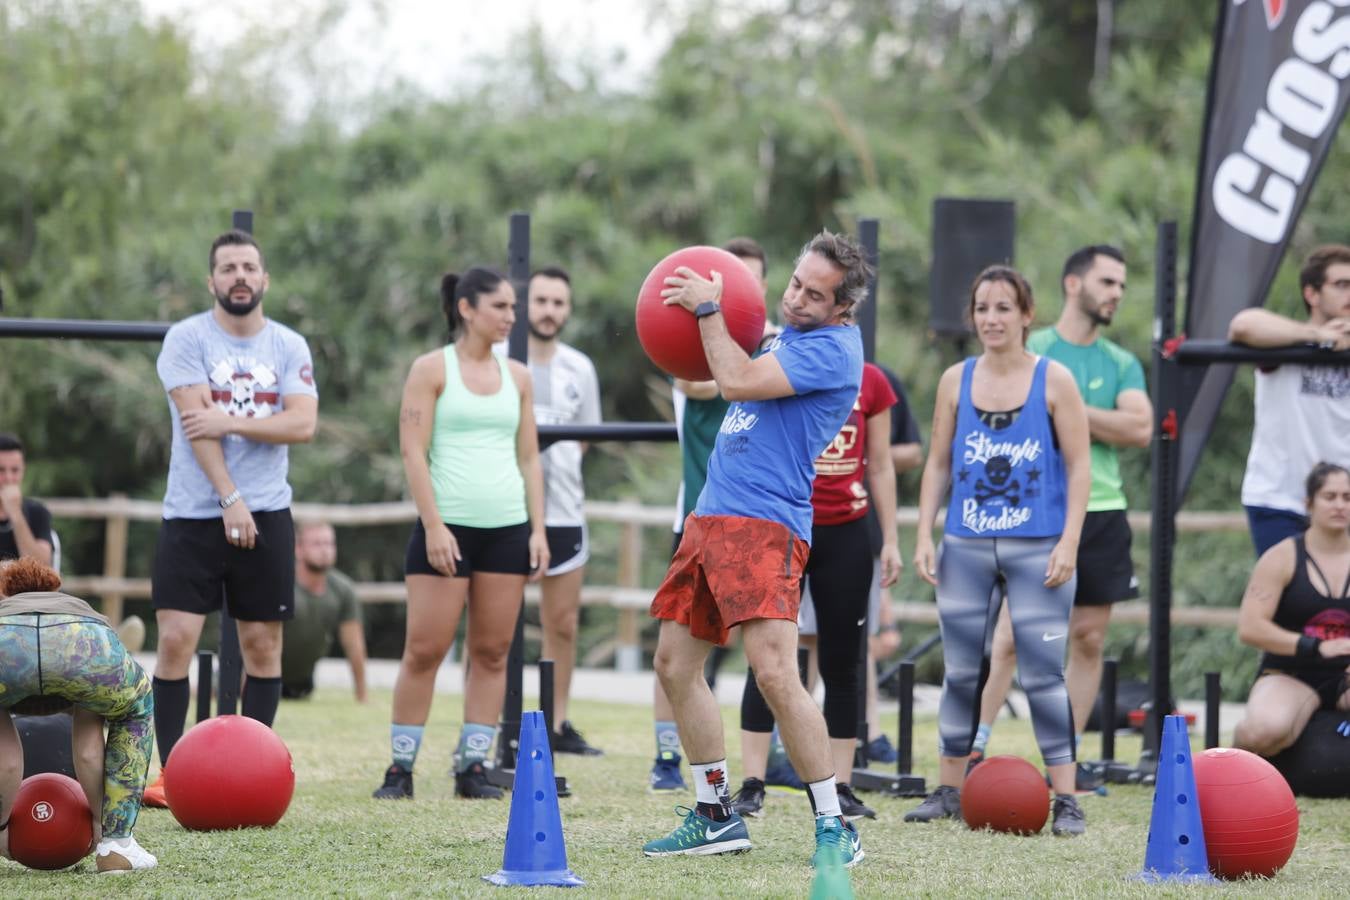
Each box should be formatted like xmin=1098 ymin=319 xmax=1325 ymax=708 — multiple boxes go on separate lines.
xmin=807 ymin=776 xmax=842 ymax=819
xmin=691 ymin=758 xmax=731 ymax=810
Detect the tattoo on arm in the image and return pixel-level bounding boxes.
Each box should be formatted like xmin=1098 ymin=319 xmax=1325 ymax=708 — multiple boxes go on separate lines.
xmin=400 ymin=407 xmax=422 ymax=426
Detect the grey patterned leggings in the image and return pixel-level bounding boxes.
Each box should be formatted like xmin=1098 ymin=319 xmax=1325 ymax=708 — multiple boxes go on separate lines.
xmin=935 ymin=535 xmax=1076 ymax=766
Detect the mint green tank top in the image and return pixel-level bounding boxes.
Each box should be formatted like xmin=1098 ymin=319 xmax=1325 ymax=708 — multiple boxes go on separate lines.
xmin=428 ymin=346 xmax=527 ymax=527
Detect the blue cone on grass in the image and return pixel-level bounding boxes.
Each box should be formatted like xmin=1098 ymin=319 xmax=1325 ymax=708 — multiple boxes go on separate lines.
xmin=484 ymin=710 xmax=584 ymax=887
xmin=1137 ymin=714 xmax=1217 ymax=883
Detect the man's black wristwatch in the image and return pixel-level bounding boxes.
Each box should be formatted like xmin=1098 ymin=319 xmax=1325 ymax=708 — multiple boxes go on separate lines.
xmin=694 ymin=300 xmax=721 ymax=319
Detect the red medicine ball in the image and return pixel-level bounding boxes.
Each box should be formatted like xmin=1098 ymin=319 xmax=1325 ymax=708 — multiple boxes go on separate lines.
xmin=635 ymin=246 xmax=767 ymax=381
xmin=7 ymin=772 xmax=94 ymax=870
xmin=164 ymin=715 xmax=295 ymax=831
xmin=1192 ymin=747 xmax=1299 ymax=879
xmin=961 ymin=755 xmax=1049 ymax=835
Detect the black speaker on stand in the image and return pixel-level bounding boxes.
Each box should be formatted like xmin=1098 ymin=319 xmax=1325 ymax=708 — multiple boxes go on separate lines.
xmin=929 ymin=198 xmax=1016 ymax=349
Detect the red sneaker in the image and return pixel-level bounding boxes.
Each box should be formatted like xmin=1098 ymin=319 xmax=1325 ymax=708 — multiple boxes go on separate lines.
xmin=141 ymin=771 xmax=169 ymax=809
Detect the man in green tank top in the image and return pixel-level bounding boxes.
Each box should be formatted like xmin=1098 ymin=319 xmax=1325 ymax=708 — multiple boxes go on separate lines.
xmin=973 ymin=245 xmax=1153 ymax=783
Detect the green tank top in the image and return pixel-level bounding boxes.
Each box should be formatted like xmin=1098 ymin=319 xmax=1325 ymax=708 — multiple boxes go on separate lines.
xmin=428 ymin=346 xmax=528 ymax=527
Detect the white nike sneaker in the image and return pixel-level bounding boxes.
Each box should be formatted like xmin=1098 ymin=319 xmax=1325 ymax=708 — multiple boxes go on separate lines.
xmin=96 ymin=834 xmax=158 ymax=873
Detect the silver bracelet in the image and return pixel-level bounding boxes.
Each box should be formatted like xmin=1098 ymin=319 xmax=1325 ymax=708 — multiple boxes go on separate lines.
xmin=218 ymin=489 xmax=243 ymax=510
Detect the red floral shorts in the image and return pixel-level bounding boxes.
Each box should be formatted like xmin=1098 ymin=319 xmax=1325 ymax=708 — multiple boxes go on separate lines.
xmin=649 ymin=514 xmax=808 ymax=646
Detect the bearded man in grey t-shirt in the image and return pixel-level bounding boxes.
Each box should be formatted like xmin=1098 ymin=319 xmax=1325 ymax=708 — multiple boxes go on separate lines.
xmin=142 ymin=229 xmax=318 ymax=808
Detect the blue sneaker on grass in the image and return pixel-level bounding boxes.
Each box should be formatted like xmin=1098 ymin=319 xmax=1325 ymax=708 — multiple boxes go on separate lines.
xmin=865 ymin=734 xmax=898 ymax=764
xmin=649 ymin=750 xmax=686 ymax=792
xmin=812 ymin=815 xmax=863 ymax=869
xmin=642 ymin=806 xmax=752 ymax=857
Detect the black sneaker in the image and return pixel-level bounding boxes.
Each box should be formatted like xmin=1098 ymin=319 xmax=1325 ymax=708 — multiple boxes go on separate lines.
xmin=553 ymin=720 xmax=604 ymax=756
xmin=836 ymin=783 xmax=876 ymax=821
xmin=730 ymin=778 xmax=765 ymax=818
xmin=1051 ymin=793 xmax=1086 ymax=836
xmin=372 ymin=764 xmax=413 ymax=799
xmin=903 ymin=785 xmax=961 ymax=822
xmin=1045 ymin=761 xmax=1106 ymax=793
xmin=454 ymin=761 xmax=504 ymax=799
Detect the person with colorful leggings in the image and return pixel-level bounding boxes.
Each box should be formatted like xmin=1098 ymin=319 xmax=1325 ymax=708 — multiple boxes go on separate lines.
xmin=907 ymin=265 xmax=1091 ymax=836
xmin=0 ymin=557 xmax=157 ymax=872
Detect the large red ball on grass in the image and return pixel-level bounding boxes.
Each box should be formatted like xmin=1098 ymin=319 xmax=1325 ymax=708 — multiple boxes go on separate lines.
xmin=164 ymin=715 xmax=295 ymax=830
xmin=7 ymin=773 xmax=94 ymax=870
xmin=962 ymin=755 xmax=1049 ymax=835
xmin=1192 ymin=747 xmax=1298 ymax=879
xmin=635 ymin=246 xmax=766 ymax=381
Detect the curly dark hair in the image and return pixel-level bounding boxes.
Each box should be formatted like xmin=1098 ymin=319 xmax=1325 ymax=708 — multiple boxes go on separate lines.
xmin=0 ymin=557 xmax=62 ymax=596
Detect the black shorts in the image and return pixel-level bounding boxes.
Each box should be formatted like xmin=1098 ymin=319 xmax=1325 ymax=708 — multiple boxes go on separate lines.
xmin=1257 ymin=667 xmax=1350 ymax=710
xmin=544 ymin=525 xmax=588 ymax=576
xmin=152 ymin=509 xmax=296 ymax=622
xmin=404 ymin=520 xmax=532 ymax=578
xmin=1074 ymin=509 xmax=1139 ymax=606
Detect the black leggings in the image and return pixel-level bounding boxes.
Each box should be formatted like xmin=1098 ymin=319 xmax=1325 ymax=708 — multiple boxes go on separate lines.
xmin=740 ymin=516 xmax=872 ymax=739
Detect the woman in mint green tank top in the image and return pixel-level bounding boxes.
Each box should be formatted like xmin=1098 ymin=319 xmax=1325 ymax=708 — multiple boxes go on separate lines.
xmin=374 ymin=267 xmax=549 ymax=802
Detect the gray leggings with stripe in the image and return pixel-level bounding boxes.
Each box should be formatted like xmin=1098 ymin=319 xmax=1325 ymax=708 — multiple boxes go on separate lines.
xmin=936 ymin=534 xmax=1076 ymax=766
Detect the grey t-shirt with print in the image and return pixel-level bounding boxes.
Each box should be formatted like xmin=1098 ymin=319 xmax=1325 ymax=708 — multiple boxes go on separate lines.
xmin=157 ymin=311 xmax=317 ymax=519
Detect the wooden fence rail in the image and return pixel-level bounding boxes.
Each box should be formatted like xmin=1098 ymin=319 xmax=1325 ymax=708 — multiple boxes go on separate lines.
xmin=45 ymin=497 xmax=1248 ymax=670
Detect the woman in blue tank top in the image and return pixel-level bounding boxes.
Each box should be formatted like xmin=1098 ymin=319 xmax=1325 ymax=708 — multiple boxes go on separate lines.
xmin=1234 ymin=462 xmax=1350 ymax=758
xmin=906 ymin=265 xmax=1091 ymax=834
xmin=373 ymin=267 xmax=549 ymax=802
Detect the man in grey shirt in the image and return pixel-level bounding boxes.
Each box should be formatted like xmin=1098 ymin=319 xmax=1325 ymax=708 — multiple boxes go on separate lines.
xmin=142 ymin=229 xmax=318 ymax=807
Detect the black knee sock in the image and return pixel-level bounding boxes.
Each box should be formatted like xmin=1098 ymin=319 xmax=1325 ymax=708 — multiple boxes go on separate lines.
xmin=151 ymin=676 xmax=190 ymax=766
xmin=242 ymin=675 xmax=283 ymax=727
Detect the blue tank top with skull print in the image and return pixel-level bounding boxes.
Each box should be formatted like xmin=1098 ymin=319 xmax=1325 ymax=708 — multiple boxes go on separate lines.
xmin=944 ymin=356 xmax=1067 ymax=539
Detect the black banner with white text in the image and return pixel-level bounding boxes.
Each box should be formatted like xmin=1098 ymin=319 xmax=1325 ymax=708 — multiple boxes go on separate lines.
xmin=1178 ymin=0 xmax=1350 ymax=500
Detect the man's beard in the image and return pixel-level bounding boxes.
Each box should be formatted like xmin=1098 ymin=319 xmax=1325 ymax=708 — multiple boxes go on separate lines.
xmin=215 ymin=284 xmax=264 ymax=317
xmin=529 ymin=320 xmax=562 ymax=341
xmin=1080 ymin=293 xmax=1113 ymax=327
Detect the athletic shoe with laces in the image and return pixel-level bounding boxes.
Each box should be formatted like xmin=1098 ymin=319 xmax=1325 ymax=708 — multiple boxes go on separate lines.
xmin=641 ymin=806 xmax=751 ymax=857
xmin=965 ymin=749 xmax=985 ymax=775
xmin=372 ymin=763 xmax=414 ymax=799
xmin=730 ymin=778 xmax=765 ymax=818
xmin=96 ymin=834 xmax=157 ymax=873
xmin=1045 ymin=761 xmax=1107 ymax=794
xmin=836 ymin=783 xmax=876 ymax=821
xmin=1051 ymin=793 xmax=1086 ymax=836
xmin=649 ymin=750 xmax=686 ymax=792
xmin=865 ymin=734 xmax=898 ymax=764
xmin=454 ymin=761 xmax=504 ymax=799
xmin=764 ymin=758 xmax=805 ymax=791
xmin=140 ymin=771 xmax=168 ymax=809
xmin=553 ymin=720 xmax=604 ymax=756
xmin=903 ymin=785 xmax=962 ymax=822
xmin=812 ymin=814 xmax=863 ymax=869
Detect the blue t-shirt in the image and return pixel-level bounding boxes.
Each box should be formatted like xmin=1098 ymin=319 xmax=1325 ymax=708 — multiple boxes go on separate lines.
xmin=944 ymin=356 xmax=1067 ymax=539
xmin=157 ymin=312 xmax=317 ymax=519
xmin=697 ymin=324 xmax=863 ymax=544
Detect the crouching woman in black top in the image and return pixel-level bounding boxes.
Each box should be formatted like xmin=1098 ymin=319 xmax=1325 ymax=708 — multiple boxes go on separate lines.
xmin=1234 ymin=462 xmax=1350 ymax=757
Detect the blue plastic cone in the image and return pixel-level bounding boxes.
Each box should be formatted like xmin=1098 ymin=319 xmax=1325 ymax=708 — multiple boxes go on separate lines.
xmin=484 ymin=710 xmax=584 ymax=887
xmin=1137 ymin=715 xmax=1218 ymax=883
xmin=809 ymin=855 xmax=854 ymax=900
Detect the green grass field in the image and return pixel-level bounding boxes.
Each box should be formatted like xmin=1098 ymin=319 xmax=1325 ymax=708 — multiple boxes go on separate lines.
xmin=5 ymin=689 xmax=1347 ymax=898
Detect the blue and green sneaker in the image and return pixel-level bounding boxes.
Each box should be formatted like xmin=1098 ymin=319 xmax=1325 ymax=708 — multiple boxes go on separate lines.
xmin=812 ymin=815 xmax=863 ymax=869
xmin=642 ymin=806 xmax=752 ymax=857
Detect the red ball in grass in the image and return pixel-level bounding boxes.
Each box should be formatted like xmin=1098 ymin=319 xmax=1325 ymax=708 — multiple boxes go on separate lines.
xmin=1192 ymin=747 xmax=1298 ymax=879
xmin=164 ymin=715 xmax=295 ymax=830
xmin=635 ymin=246 xmax=766 ymax=381
xmin=7 ymin=773 xmax=94 ymax=870
xmin=961 ymin=755 xmax=1049 ymax=835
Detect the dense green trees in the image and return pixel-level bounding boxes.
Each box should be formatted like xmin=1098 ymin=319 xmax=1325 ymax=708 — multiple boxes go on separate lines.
xmin=5 ymin=0 xmax=1346 ymax=694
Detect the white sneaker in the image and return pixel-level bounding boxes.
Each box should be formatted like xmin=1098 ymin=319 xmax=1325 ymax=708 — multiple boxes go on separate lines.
xmin=96 ymin=834 xmax=157 ymax=873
